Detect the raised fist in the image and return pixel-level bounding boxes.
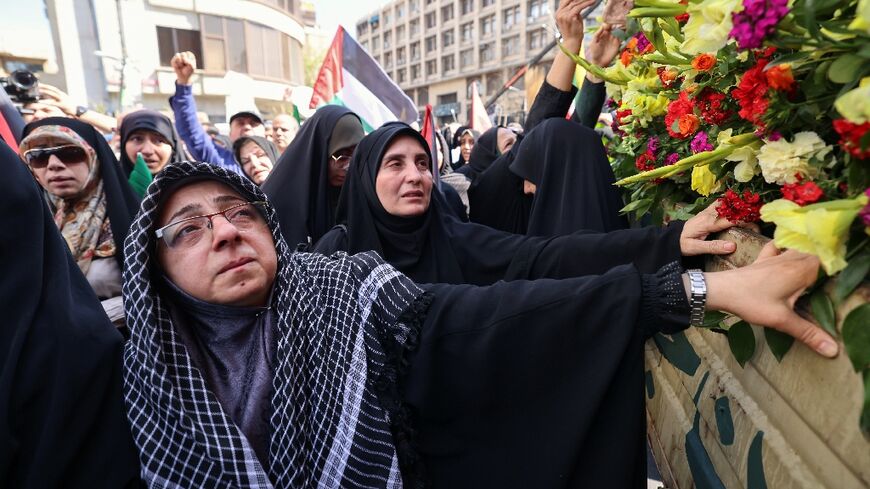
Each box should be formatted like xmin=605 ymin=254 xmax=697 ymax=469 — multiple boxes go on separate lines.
xmin=171 ymin=51 xmax=197 ymax=85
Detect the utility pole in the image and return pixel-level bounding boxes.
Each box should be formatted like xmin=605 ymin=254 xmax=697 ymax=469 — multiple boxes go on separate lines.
xmin=115 ymin=0 xmax=128 ymax=110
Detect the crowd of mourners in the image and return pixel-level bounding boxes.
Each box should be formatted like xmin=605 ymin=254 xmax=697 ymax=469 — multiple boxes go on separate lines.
xmin=2 ymin=1 xmax=843 ymax=488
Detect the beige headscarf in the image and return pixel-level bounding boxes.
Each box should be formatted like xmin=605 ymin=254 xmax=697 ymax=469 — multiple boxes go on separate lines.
xmin=20 ymin=125 xmax=114 ymax=274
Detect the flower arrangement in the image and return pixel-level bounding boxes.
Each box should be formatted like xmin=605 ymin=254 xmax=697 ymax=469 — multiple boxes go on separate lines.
xmin=562 ymin=0 xmax=870 ymax=433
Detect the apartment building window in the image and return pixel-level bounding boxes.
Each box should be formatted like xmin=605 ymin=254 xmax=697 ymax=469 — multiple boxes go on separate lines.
xmin=397 ymin=46 xmax=406 ymax=65
xmin=481 ymin=0 xmax=495 ymax=6
xmin=418 ymin=87 xmax=429 ymax=105
xmin=480 ymin=42 xmax=495 ymax=63
xmin=411 ymin=63 xmax=421 ymax=79
xmin=442 ymin=54 xmax=455 ymax=72
xmin=460 ymin=0 xmax=474 ymax=14
xmin=372 ymin=36 xmax=381 ymax=51
xmin=442 ymin=28 xmax=454 ymax=48
xmin=460 ymin=22 xmax=474 ymax=42
xmin=409 ymin=0 xmax=419 ymax=13
xmin=396 ymin=25 xmax=406 ymax=40
xmin=426 ymin=0 xmax=436 ymax=5
xmin=480 ymin=14 xmax=495 ymax=36
xmin=361 ymin=40 xmax=369 ymax=50
xmin=383 ymin=11 xmax=391 ymax=25
xmin=246 ymin=22 xmax=284 ymax=79
xmin=503 ymin=6 xmax=520 ymax=31
xmin=397 ymin=67 xmax=407 ymax=83
xmin=502 ymin=35 xmax=520 ymax=57
xmin=411 ymin=41 xmax=421 ymax=61
xmin=384 ymin=31 xmax=392 ymax=49
xmin=527 ymin=28 xmax=547 ymax=49
xmin=487 ymin=72 xmax=503 ymax=94
xmin=426 ymin=59 xmax=437 ymax=76
xmin=441 ymin=4 xmax=454 ymax=22
xmin=157 ymin=26 xmax=202 ymax=67
xmin=384 ymin=52 xmax=393 ymax=68
xmin=425 ymin=12 xmax=437 ymax=28
xmin=396 ymin=4 xmax=405 ymax=19
xmin=528 ymin=0 xmax=550 ymax=20
xmin=374 ymin=55 xmax=381 ymax=64
xmin=357 ymin=21 xmax=368 ymax=35
xmin=410 ymin=19 xmax=420 ymax=36
xmin=425 ymin=35 xmax=437 ymax=52
xmin=460 ymin=48 xmax=473 ymax=68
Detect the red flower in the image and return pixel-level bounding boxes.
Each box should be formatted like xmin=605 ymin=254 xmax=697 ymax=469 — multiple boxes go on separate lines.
xmin=620 ymin=49 xmax=634 ymax=67
xmin=657 ymin=67 xmax=679 ymax=89
xmin=781 ymin=180 xmax=824 ymax=206
xmin=765 ymin=65 xmax=795 ymax=92
xmin=732 ymin=58 xmax=770 ymax=128
xmin=716 ymin=189 xmax=763 ymax=223
xmin=635 ymin=152 xmax=656 ymax=172
xmin=665 ymin=92 xmax=697 ymax=139
xmin=691 ymin=54 xmax=717 ymax=72
xmin=833 ymin=119 xmax=870 ymax=159
xmin=696 ymin=89 xmax=731 ymax=126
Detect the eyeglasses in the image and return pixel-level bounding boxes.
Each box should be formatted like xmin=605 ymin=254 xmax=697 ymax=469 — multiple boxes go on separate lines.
xmin=330 ymin=153 xmax=352 ymax=170
xmin=22 ymin=145 xmax=88 ymax=169
xmin=155 ymin=201 xmax=269 ymax=249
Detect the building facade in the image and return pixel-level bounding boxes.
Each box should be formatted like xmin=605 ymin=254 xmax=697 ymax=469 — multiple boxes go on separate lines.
xmin=356 ymin=0 xmax=560 ymax=126
xmin=10 ymin=0 xmax=309 ymax=122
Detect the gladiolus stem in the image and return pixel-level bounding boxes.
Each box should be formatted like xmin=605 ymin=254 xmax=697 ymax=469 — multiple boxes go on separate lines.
xmin=557 ymin=42 xmax=628 ymax=85
xmin=629 ymin=7 xmax=686 ymax=17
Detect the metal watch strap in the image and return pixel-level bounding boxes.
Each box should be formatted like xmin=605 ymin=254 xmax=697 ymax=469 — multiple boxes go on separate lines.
xmin=75 ymin=105 xmax=89 ymax=117
xmin=687 ymin=269 xmax=707 ymax=326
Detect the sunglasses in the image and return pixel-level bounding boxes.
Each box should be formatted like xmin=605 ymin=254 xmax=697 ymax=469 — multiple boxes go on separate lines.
xmin=23 ymin=145 xmax=88 ymax=169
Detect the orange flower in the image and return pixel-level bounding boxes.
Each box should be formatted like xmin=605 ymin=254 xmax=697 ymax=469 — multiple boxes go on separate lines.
xmin=765 ymin=64 xmax=795 ymax=91
xmin=627 ymin=38 xmax=638 ymax=50
xmin=691 ymin=54 xmax=717 ymax=72
xmin=620 ymin=50 xmax=634 ymax=67
xmin=678 ymin=114 xmax=701 ymax=136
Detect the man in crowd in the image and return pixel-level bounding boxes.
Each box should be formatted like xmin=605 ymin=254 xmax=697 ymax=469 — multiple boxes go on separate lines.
xmin=271 ymin=113 xmax=298 ymax=154
xmin=169 ymin=51 xmax=265 ymax=174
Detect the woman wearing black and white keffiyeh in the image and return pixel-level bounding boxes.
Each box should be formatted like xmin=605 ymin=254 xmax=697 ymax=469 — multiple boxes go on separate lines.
xmin=121 ymin=157 xmax=836 ymax=489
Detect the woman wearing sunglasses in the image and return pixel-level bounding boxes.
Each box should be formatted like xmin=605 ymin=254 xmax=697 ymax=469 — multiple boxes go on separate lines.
xmin=19 ymin=117 xmax=139 ymax=299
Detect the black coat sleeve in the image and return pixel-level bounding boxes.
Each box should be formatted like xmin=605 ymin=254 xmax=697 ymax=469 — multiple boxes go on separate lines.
xmin=570 ymin=78 xmax=607 ymax=129
xmin=523 ymin=80 xmax=577 ymax=133
xmin=404 ymin=263 xmax=688 ymax=489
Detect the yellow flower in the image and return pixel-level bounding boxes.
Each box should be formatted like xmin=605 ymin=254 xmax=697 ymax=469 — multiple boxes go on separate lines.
xmin=849 ymin=0 xmax=870 ymax=35
xmin=834 ymin=77 xmax=870 ymax=124
xmin=691 ymin=165 xmax=720 ymax=196
xmin=756 ymin=132 xmax=829 ymax=185
xmin=680 ymin=0 xmax=742 ymax=54
xmin=727 ymin=145 xmax=761 ymax=182
xmin=761 ymin=195 xmax=869 ymax=275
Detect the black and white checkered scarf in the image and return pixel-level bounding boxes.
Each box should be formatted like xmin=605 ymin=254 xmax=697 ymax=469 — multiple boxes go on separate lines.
xmin=122 ymin=162 xmax=430 ymax=488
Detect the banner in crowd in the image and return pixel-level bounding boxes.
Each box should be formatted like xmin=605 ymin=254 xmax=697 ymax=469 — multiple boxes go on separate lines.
xmin=310 ymin=26 xmax=418 ymax=131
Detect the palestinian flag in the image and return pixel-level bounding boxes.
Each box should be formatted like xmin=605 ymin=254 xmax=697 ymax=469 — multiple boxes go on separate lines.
xmin=310 ymin=26 xmax=418 ymax=132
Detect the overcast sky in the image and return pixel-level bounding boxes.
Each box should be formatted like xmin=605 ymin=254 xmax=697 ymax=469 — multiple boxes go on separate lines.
xmin=314 ymin=0 xmax=390 ymax=37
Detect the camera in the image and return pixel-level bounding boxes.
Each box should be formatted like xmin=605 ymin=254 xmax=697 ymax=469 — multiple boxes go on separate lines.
xmin=1 ymin=70 xmax=40 ymax=103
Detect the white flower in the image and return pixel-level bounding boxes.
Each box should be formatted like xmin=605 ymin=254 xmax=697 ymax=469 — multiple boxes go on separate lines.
xmin=756 ymin=132 xmax=829 ymax=185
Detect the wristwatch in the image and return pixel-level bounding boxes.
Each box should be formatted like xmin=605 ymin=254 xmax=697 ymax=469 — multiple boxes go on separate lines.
xmin=75 ymin=105 xmax=89 ymax=117
xmin=687 ymin=269 xmax=707 ymax=326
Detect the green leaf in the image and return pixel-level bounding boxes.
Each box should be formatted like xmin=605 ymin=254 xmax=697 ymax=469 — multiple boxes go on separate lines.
xmin=764 ymin=328 xmax=795 ymax=362
xmin=671 ymin=119 xmax=681 ymax=134
xmin=833 ymin=254 xmax=870 ymax=303
xmin=699 ymin=310 xmax=729 ymax=329
xmin=828 ymin=54 xmax=865 ymax=84
xmin=728 ymin=320 xmax=756 ymax=367
xmin=842 ymin=304 xmax=870 ymax=371
xmin=620 ymin=198 xmax=653 ymax=213
xmin=813 ymin=60 xmax=831 ymax=85
xmin=810 ymin=289 xmax=837 ymax=336
xmin=765 ymin=52 xmax=810 ymax=69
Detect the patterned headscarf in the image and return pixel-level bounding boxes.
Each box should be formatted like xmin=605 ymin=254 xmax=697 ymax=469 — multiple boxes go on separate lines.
xmin=122 ymin=161 xmax=430 ymax=488
xmin=19 ymin=124 xmax=113 ymax=274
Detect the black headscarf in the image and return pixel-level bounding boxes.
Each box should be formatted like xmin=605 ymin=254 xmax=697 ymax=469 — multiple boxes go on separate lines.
xmin=262 ymin=105 xmax=363 ymax=248
xmin=330 ymin=122 xmax=466 ymax=283
xmin=0 ymin=139 xmax=141 ymax=488
xmin=470 ymin=118 xmax=628 ymax=236
xmin=510 ymin=118 xmax=628 ymax=236
xmin=118 ymin=109 xmax=184 ymax=174
xmin=455 ymin=125 xmax=501 ymax=183
xmin=450 ymin=125 xmax=477 ymax=169
xmin=233 ymin=135 xmax=280 ymax=182
xmin=22 ymin=117 xmax=140 ymax=269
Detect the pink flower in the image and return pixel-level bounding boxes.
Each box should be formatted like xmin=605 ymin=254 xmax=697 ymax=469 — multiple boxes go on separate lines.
xmin=690 ymin=132 xmax=713 ymax=153
xmin=665 ymin=153 xmax=681 ymax=165
xmin=861 ymin=189 xmax=870 ymax=227
xmin=730 ymin=0 xmax=790 ymax=50
xmin=647 ymin=136 xmax=660 ymax=155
